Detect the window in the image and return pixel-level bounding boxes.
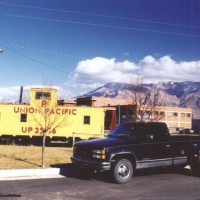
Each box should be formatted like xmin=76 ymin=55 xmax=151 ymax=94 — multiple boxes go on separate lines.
xmin=21 ymin=114 xmax=27 ymax=122
xmin=174 ymin=112 xmax=178 ymax=117
xmin=84 ymin=116 xmax=90 ymax=124
xmin=160 ymin=111 xmax=165 ymax=116
xmin=186 ymin=113 xmax=191 ymax=118
xmin=36 ymin=92 xmax=51 ymax=100
xmin=167 ymin=112 xmax=178 ymax=117
xmin=167 ymin=112 xmax=174 ymax=117
xmin=145 ymin=123 xmax=169 ymax=141
xmin=131 ymin=115 xmax=135 ymax=119
xmin=181 ymin=113 xmax=185 ymax=117
xmin=122 ymin=115 xmax=127 ymax=119
xmin=154 ymin=111 xmax=159 ymax=116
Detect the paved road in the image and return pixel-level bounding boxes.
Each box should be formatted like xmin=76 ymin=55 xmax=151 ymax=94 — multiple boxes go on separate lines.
xmin=0 ymin=166 xmax=200 ymax=200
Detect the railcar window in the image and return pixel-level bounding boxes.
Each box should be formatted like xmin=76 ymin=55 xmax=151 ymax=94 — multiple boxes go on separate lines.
xmin=84 ymin=116 xmax=90 ymax=124
xmin=35 ymin=92 xmax=51 ymax=100
xmin=21 ymin=114 xmax=27 ymax=122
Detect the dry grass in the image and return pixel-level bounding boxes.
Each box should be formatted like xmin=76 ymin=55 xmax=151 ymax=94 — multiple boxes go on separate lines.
xmin=0 ymin=145 xmax=73 ymax=169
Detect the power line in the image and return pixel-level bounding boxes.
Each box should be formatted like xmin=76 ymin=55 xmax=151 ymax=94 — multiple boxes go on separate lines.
xmin=1 ymin=12 xmax=200 ymax=38
xmin=1 ymin=42 xmax=86 ymax=60
xmin=1 ymin=2 xmax=200 ymax=30
xmin=1 ymin=43 xmax=69 ymax=74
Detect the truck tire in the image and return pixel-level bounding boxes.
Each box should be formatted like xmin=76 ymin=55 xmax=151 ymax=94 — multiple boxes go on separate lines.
xmin=112 ymin=158 xmax=133 ymax=184
xmin=193 ymin=159 xmax=200 ymax=177
xmin=189 ymin=156 xmax=200 ymax=176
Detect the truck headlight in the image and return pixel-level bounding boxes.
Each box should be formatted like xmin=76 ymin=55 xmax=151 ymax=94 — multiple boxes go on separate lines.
xmin=92 ymin=149 xmax=106 ymax=159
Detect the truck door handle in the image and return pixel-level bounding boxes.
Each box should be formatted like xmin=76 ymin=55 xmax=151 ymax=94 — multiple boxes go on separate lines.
xmin=165 ymin=145 xmax=171 ymax=148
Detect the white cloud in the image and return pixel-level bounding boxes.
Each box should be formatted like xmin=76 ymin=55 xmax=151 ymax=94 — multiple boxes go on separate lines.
xmin=0 ymin=86 xmax=22 ymax=103
xmin=140 ymin=55 xmax=200 ymax=82
xmin=69 ymin=57 xmax=139 ymax=89
xmin=1 ymin=55 xmax=200 ymax=101
xmin=0 ymin=85 xmax=73 ymax=103
xmin=68 ymin=56 xmax=200 ymax=89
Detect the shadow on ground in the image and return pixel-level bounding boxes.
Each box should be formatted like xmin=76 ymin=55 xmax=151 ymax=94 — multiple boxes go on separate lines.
xmin=0 ymin=153 xmax=41 ymax=168
xmin=135 ymin=166 xmax=192 ymax=177
xmin=50 ymin=163 xmax=193 ymax=183
xmin=50 ymin=163 xmax=113 ymax=182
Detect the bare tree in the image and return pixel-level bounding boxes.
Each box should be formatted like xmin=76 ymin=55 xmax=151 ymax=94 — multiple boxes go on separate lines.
xmin=32 ymin=87 xmax=69 ymax=168
xmin=145 ymin=87 xmax=164 ymax=122
xmin=127 ymin=77 xmax=162 ymax=122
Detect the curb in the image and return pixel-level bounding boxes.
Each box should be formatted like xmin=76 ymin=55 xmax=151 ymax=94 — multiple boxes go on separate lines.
xmin=0 ymin=166 xmax=191 ymax=181
xmin=0 ymin=168 xmax=67 ymax=181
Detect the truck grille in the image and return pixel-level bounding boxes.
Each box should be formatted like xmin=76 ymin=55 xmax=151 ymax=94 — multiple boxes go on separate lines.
xmin=74 ymin=147 xmax=92 ymax=159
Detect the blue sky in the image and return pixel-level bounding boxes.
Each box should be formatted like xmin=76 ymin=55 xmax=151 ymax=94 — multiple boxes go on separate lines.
xmin=0 ymin=0 xmax=200 ymax=100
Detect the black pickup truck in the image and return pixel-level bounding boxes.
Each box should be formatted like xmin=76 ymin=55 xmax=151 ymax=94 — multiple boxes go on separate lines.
xmin=71 ymin=122 xmax=200 ymax=183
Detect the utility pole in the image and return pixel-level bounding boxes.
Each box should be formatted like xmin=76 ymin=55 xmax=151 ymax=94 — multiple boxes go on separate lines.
xmin=118 ymin=104 xmax=121 ymax=124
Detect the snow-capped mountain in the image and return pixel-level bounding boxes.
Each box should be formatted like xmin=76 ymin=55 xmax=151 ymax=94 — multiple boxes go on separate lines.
xmin=82 ymin=81 xmax=200 ymax=119
xmin=84 ymin=82 xmax=132 ymax=98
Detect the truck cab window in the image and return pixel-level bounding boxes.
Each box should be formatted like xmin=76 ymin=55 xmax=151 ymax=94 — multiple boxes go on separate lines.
xmin=145 ymin=133 xmax=154 ymax=141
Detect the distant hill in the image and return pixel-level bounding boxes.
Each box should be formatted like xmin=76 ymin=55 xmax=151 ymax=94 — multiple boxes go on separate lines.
xmin=82 ymin=81 xmax=200 ymax=119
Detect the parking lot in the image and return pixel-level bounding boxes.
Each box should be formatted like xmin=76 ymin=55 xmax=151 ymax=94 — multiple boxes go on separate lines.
xmin=0 ymin=167 xmax=200 ymax=200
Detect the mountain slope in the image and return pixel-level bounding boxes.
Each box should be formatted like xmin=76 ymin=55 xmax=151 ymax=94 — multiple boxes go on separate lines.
xmin=82 ymin=81 xmax=200 ymax=119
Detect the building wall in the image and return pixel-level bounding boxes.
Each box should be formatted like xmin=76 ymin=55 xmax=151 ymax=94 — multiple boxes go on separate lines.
xmin=75 ymin=96 xmax=192 ymax=132
xmin=153 ymin=106 xmax=192 ymax=132
xmin=76 ymin=96 xmax=133 ymax=107
xmin=115 ymin=105 xmax=192 ymax=132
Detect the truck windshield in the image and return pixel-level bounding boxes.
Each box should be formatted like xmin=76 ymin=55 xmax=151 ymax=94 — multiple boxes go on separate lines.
xmin=108 ymin=123 xmax=145 ymax=139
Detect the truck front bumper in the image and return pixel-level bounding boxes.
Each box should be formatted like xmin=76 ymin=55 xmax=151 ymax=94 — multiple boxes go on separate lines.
xmin=71 ymin=156 xmax=111 ymax=171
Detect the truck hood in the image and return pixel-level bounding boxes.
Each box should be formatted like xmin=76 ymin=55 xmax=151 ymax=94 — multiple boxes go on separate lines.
xmin=75 ymin=137 xmax=135 ymax=149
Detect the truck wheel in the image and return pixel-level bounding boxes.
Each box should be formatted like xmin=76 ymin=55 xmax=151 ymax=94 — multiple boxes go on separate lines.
xmin=194 ymin=160 xmax=200 ymax=177
xmin=112 ymin=158 xmax=133 ymax=184
xmin=190 ymin=157 xmax=200 ymax=176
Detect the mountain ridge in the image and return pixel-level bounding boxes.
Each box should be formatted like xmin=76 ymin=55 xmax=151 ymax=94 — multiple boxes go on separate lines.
xmin=82 ymin=81 xmax=200 ymax=119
